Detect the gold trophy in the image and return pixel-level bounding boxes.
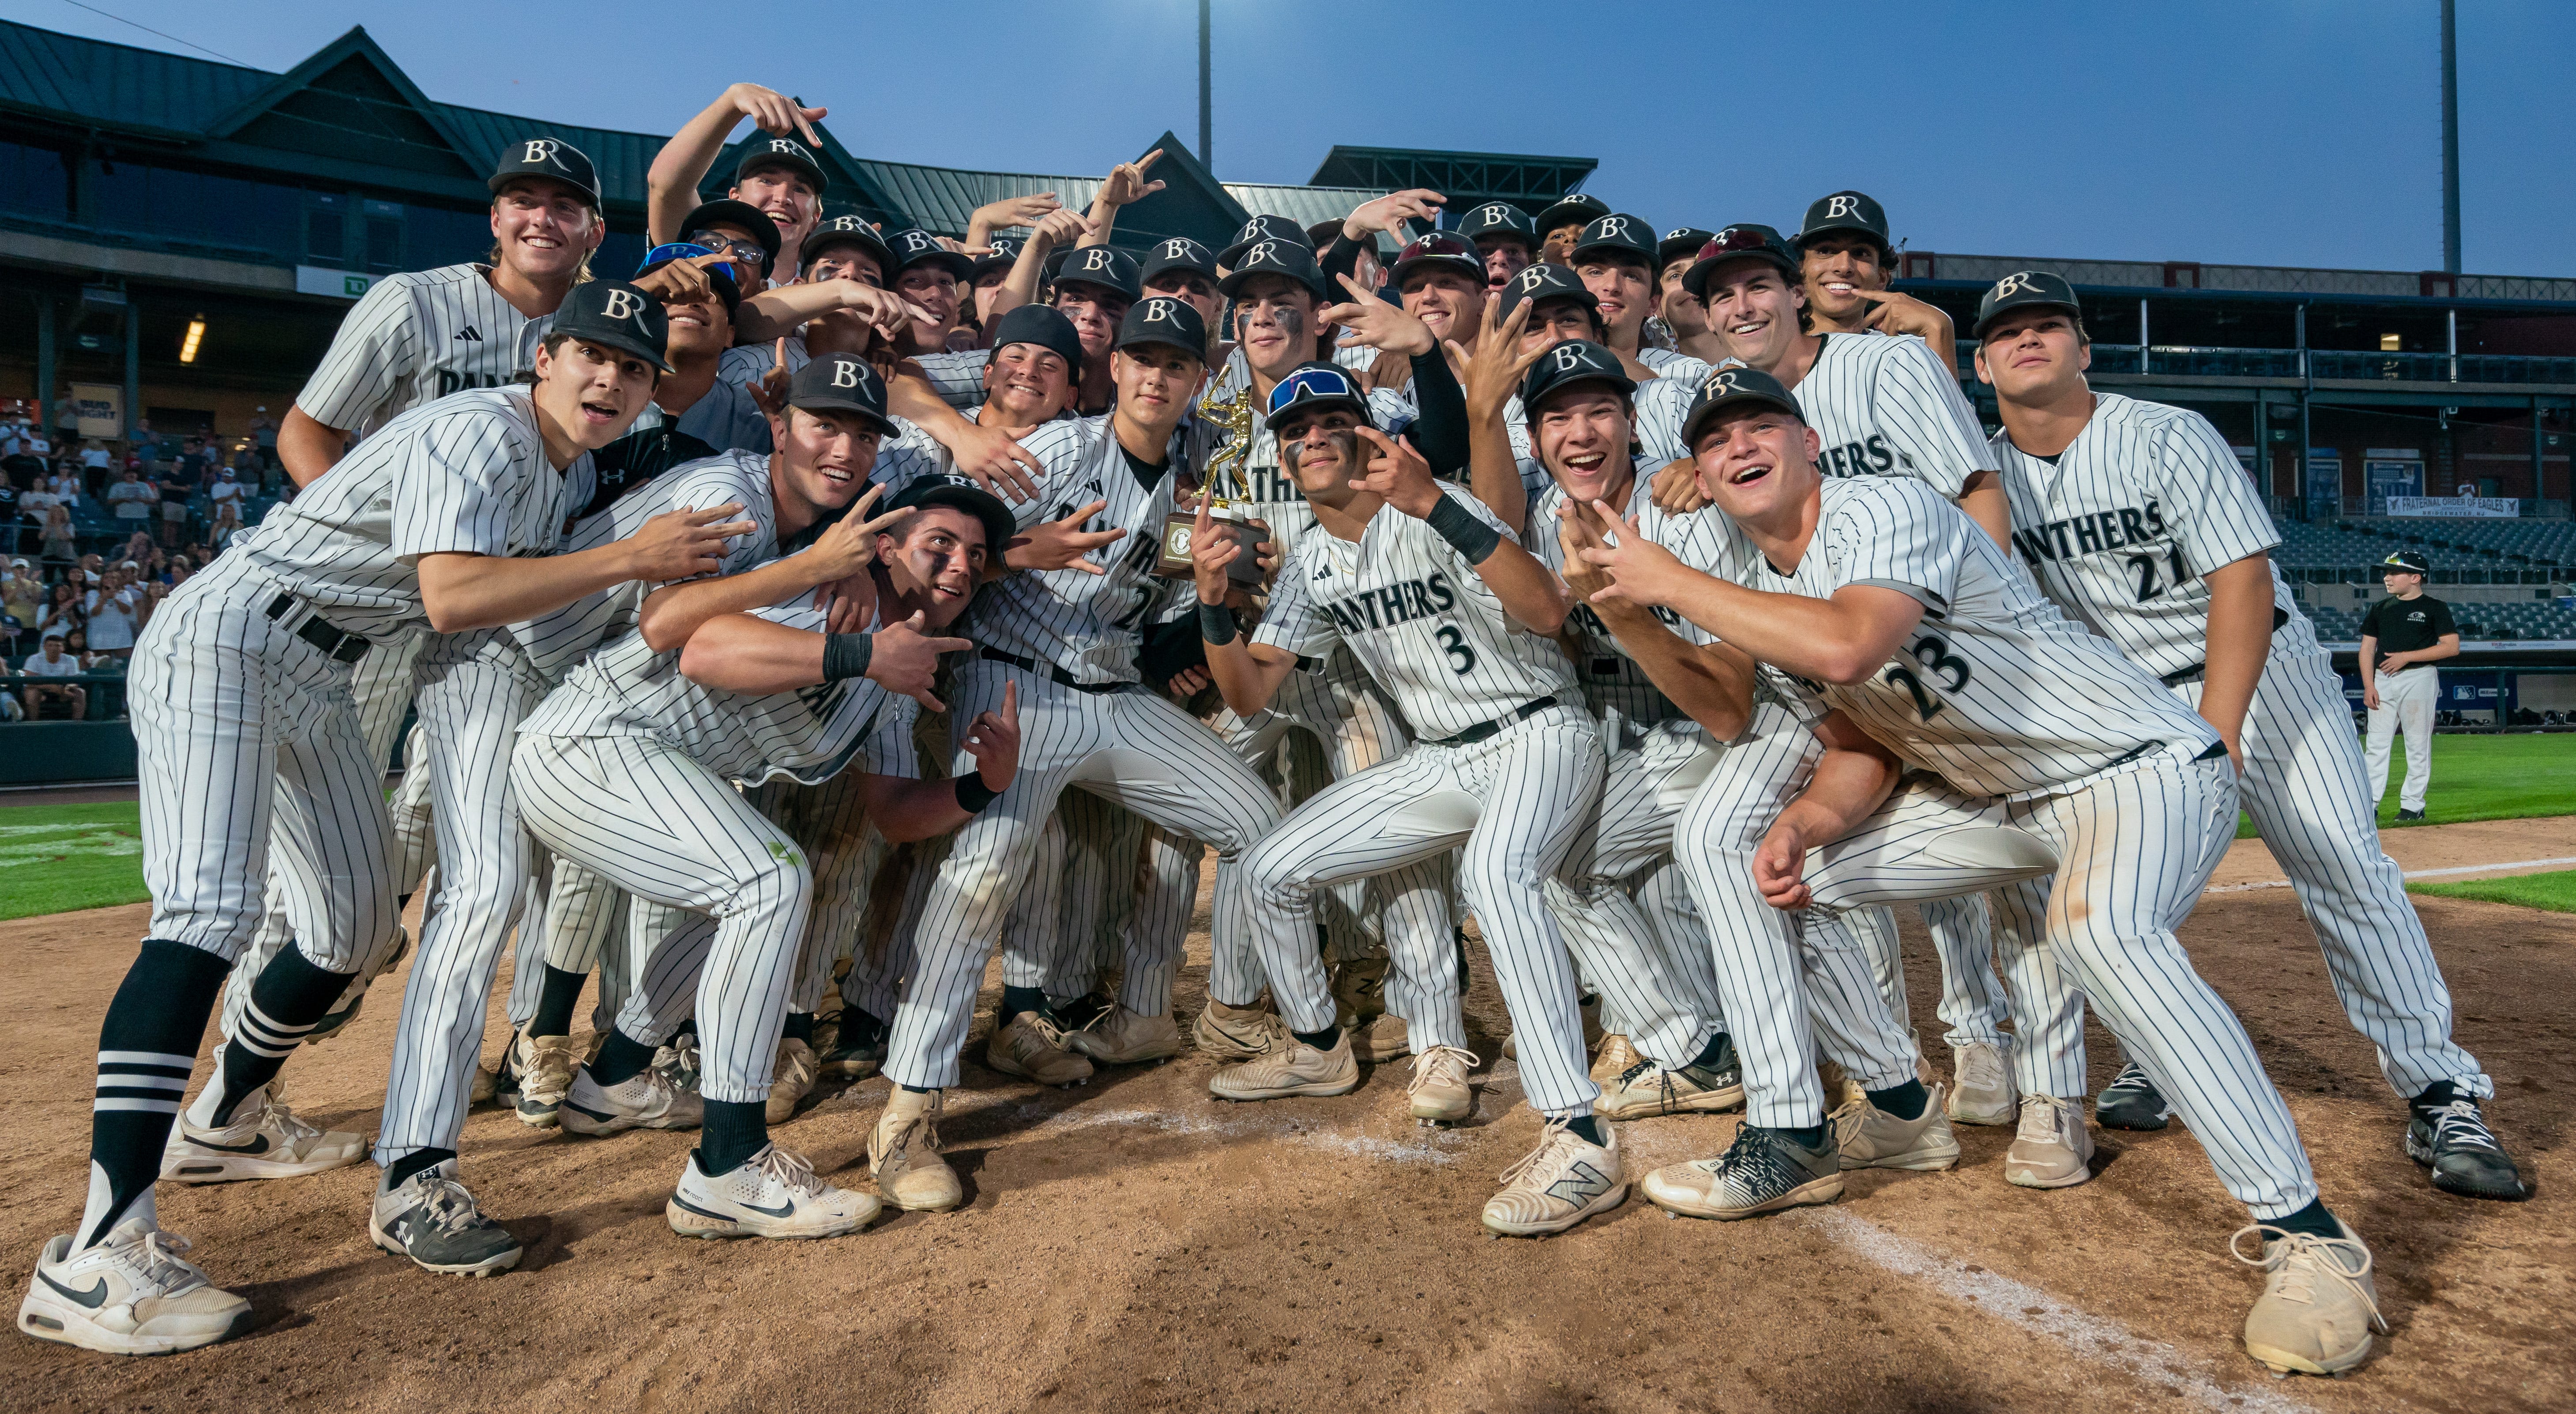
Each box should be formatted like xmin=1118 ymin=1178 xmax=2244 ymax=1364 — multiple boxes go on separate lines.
xmin=1158 ymin=383 xmax=1267 ymax=584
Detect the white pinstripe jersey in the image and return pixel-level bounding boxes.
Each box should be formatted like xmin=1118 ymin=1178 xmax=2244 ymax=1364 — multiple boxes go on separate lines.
xmin=1786 ymin=332 xmax=1994 ymax=496
xmin=1756 ymin=476 xmax=2219 ymax=799
xmin=1256 ymin=485 xmax=1579 ymax=741
xmin=1512 ymin=375 xmax=1696 ymax=502
xmin=1995 ymin=393 xmax=2303 ymax=682
xmin=1194 ymin=347 xmax=1416 ymax=551
xmin=1525 ymin=473 xmax=1744 ymax=724
xmin=295 ymin=264 xmax=553 ymax=440
xmin=717 ymin=332 xmax=809 ymax=390
xmin=1637 ymin=347 xmax=1711 ymax=380
xmin=964 ymin=414 xmax=1185 ymax=685
xmin=233 ymin=387 xmax=590 ymax=640
xmin=914 ymin=349 xmax=994 ymax=411
xmin=512 ymin=450 xmax=781 ymax=682
xmin=520 ymin=570 xmax=918 ymax=788
xmin=876 ymin=403 xmax=1045 ymax=488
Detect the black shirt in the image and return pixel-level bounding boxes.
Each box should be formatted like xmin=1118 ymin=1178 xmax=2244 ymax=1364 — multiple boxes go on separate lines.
xmin=2360 ymin=594 xmax=2456 ymax=669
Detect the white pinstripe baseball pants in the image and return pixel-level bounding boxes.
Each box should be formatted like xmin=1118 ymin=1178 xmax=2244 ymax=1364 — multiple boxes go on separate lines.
xmin=512 ymin=733 xmax=810 ymax=1104
xmin=750 ymin=771 xmax=896 ymax=1017
xmin=884 ymin=662 xmax=1282 ymax=1091
xmin=1241 ymin=705 xmax=1606 ymax=1113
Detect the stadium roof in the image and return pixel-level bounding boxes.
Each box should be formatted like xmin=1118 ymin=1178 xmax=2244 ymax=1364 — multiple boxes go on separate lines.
xmin=1308 ymin=146 xmax=1595 ymax=215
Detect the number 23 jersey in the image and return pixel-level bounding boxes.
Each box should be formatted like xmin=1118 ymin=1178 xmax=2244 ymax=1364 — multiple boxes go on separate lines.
xmin=1758 ymin=476 xmax=2218 ymax=800
xmin=1255 ymin=484 xmax=1579 ymax=741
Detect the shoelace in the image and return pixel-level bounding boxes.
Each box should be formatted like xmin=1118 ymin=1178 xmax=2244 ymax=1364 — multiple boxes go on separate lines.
xmin=1958 ymin=1045 xmax=2007 ymax=1093
xmin=2425 ymin=1098 xmax=2505 ymax=1155
xmin=2017 ymin=1096 xmax=2071 ymax=1145
xmin=1704 ymin=1123 xmax=1805 ymax=1195
xmin=755 ymin=1145 xmax=826 ymax=1199
xmin=415 ymin=1176 xmax=491 ymax=1236
xmin=107 ymin=1226 xmax=208 ymax=1293
xmin=888 ymin=1092 xmax=944 ymax=1158
xmin=1407 ymin=1045 xmax=1475 ymax=1097
xmin=2229 ymin=1226 xmax=2389 ymax=1332
xmin=1020 ymin=1012 xmax=1076 ymax=1051
xmin=1496 ymin=1117 xmax=1580 ymax=1188
xmin=2103 ymin=1062 xmax=2155 ymax=1098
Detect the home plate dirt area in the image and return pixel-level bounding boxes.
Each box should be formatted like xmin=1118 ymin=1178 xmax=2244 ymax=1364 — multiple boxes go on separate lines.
xmin=1 ymin=818 xmax=2568 ymax=1414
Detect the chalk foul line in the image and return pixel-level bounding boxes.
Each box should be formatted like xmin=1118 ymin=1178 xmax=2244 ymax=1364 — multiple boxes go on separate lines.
xmin=2207 ymin=855 xmax=2576 ymax=894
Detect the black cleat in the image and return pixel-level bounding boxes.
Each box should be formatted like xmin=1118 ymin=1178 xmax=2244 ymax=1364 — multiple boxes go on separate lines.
xmin=2395 ymin=808 xmax=2426 ymax=823
xmin=1053 ymin=991 xmax=1114 ymax=1033
xmin=2095 ymin=1061 xmax=2172 ymax=1131
xmin=2407 ymin=1098 xmax=2530 ymax=1200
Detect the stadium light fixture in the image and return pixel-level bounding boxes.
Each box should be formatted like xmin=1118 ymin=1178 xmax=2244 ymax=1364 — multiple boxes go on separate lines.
xmin=2380 ymin=333 xmax=2402 ymax=352
xmin=181 ymin=315 xmax=206 ymax=363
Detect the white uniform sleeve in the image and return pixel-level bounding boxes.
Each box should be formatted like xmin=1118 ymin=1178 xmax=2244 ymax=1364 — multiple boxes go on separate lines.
xmin=1819 ymin=479 xmax=1965 ymax=614
xmin=1249 ymin=546 xmax=1341 ymax=659
xmin=658 ymin=459 xmax=775 ymax=577
xmin=858 ymin=696 xmax=923 ymax=779
xmin=389 ymin=409 xmax=528 ymax=562
xmin=715 ymin=342 xmax=773 ymax=390
xmin=295 ymin=276 xmax=419 ymax=434
xmin=1012 ymin=419 xmax=1104 ymax=531
xmin=2156 ymin=409 xmax=2281 ymax=575
xmin=1873 ymin=336 xmax=1995 ymax=499
xmin=913 ymin=350 xmax=993 ymax=411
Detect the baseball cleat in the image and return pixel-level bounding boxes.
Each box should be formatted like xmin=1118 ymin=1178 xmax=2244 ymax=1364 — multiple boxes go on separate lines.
xmin=19 ymin=1221 xmax=249 ymax=1356
xmin=869 ymin=1088 xmax=963 ymax=1212
xmin=369 ymin=1160 xmax=522 ymax=1278
xmin=1052 ymin=991 xmax=1115 ymax=1033
xmin=1066 ymin=1004 xmax=1182 ymax=1065
xmin=985 ymin=1010 xmax=1094 ymax=1087
xmin=1406 ymin=1045 xmax=1476 ymax=1124
xmin=1643 ymin=1122 xmax=1844 ymax=1220
xmin=652 ymin=1033 xmax=702 ymax=1095
xmin=1589 ymin=1034 xmax=1642 ymax=1085
xmin=766 ymin=1038 xmax=820 ymax=1124
xmin=1331 ymin=959 xmax=1412 ymax=1061
xmin=1210 ymin=1031 xmax=1360 ymax=1101
xmin=820 ymin=1012 xmax=890 ymax=1080
xmin=1192 ymin=997 xmax=1286 ymax=1060
xmin=2406 ymin=1097 xmax=2530 ymax=1200
xmin=1946 ymin=1039 xmax=2017 ymax=1126
xmin=2234 ymin=1219 xmax=2384 ymax=1375
xmin=512 ymin=1032 xmax=583 ymax=1130
xmin=1348 ymin=1011 xmax=1410 ymax=1063
xmin=667 ymin=1143 xmax=877 ymax=1241
xmin=160 ymin=1083 xmax=365 ymax=1183
xmin=2004 ymin=1094 xmax=2095 ymax=1189
xmin=560 ymin=1064 xmax=704 ymax=1136
xmin=1481 ymin=1117 xmax=1625 ymax=1237
xmin=1597 ymin=1045 xmax=1745 ymax=1121
xmin=469 ymin=1060 xmax=502 ymax=1106
xmin=2095 ymin=1061 xmax=2172 ymax=1131
xmin=2395 ymin=808 xmax=2426 ymax=823
xmin=1831 ymin=1085 xmax=1961 ymax=1171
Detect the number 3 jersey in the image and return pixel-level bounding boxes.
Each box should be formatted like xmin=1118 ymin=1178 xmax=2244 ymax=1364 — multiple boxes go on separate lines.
xmin=1757 ymin=476 xmax=2218 ymax=800
xmin=1255 ymin=484 xmax=1579 ymax=741
xmin=1993 ymin=392 xmax=2306 ymax=681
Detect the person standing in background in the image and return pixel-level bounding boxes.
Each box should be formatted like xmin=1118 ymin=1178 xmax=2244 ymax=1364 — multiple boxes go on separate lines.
xmin=2359 ymin=551 xmax=2458 ymax=824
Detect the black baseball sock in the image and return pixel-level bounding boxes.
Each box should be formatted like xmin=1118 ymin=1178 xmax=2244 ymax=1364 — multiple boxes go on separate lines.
xmin=1867 ymin=1078 xmax=1929 ymax=1122
xmin=2264 ymin=1198 xmax=2345 ymax=1241
xmin=83 ymin=940 xmax=228 ymax=1249
xmin=998 ymin=985 xmax=1047 ymax=1027
xmin=696 ymin=1100 xmax=767 ymax=1177
xmin=529 ymin=965 xmax=587 ymax=1038
xmin=1771 ymin=1123 xmax=1829 ymax=1150
xmin=1684 ymin=1031 xmax=1735 ymax=1080
xmin=587 ymin=1028 xmax=659 ymax=1088
xmin=782 ymin=1012 xmax=816 ymax=1045
xmin=1292 ymin=1024 xmax=1340 ymax=1051
xmin=842 ymin=1007 xmax=889 ymax=1049
xmin=384 ymin=1147 xmax=455 ymax=1192
xmin=2410 ymin=1081 xmax=2461 ymax=1117
xmin=208 ymin=940 xmax=357 ymax=1125
xmin=1564 ymin=1115 xmax=1606 ymax=1147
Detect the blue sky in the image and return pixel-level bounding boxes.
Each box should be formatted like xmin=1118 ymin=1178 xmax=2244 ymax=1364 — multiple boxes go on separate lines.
xmin=25 ymin=0 xmax=2576 ymax=275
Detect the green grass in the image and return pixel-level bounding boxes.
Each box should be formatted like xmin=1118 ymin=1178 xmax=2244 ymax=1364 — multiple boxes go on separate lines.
xmin=0 ymin=801 xmax=145 ymax=921
xmin=2408 ymin=867 xmax=2576 ymax=914
xmin=2238 ymin=731 xmax=2576 ymax=838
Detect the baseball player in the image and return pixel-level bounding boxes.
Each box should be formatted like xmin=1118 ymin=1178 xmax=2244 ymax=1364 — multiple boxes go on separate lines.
xmin=1654 ymin=226 xmax=1723 ymax=365
xmin=1972 ymin=271 xmax=2523 ymax=1202
xmin=21 ymin=282 xmax=718 ymax=1354
xmin=1192 ymin=366 xmax=1623 ymax=1237
xmin=1793 ymin=191 xmax=1956 ymax=370
xmin=1354 ymin=232 xmax=1489 ymax=395
xmin=1568 ymin=214 xmax=1709 ymax=381
xmin=2360 ymin=550 xmax=2458 ymax=822
xmin=1590 ymin=365 xmax=2388 ymax=1378
xmin=1455 ymin=201 xmax=1539 ymax=291
xmin=647 ymin=83 xmax=827 ymax=279
xmin=1533 ymin=193 xmax=1611 ymax=266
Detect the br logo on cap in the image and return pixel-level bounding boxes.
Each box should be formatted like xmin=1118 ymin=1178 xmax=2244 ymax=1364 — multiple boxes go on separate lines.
xmin=770 ymin=139 xmax=805 ymax=158
xmin=1079 ymin=248 xmax=1115 ymax=272
xmin=1593 ymin=216 xmax=1633 ymax=241
xmin=1550 ymin=345 xmax=1599 ymax=375
xmin=1478 ymin=204 xmax=1512 ymax=223
xmin=1241 ymin=241 xmax=1279 ymax=267
xmin=828 ymin=358 xmax=869 ymax=390
xmin=1993 ymin=272 xmax=2047 ymax=299
xmin=1142 ymin=300 xmax=1183 ymax=324
xmin=599 ymin=288 xmax=647 ymax=323
xmin=1704 ymin=369 xmax=1745 ymax=398
xmin=522 ymin=139 xmax=566 ymax=168
xmin=900 ymin=231 xmax=935 ymax=254
xmin=1513 ymin=266 xmax=1548 ymax=294
xmin=1159 ymin=239 xmax=1195 ymax=259
xmin=1824 ymin=195 xmax=1864 ymax=220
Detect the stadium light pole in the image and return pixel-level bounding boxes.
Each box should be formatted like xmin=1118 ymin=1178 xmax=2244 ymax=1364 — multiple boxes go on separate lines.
xmin=2440 ymin=0 xmax=2460 ymax=274
xmin=1198 ymin=0 xmax=1213 ymax=173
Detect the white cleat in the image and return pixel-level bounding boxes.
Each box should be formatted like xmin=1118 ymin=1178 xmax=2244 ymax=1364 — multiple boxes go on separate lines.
xmin=560 ymin=1064 xmax=704 ymax=1136
xmin=667 ymin=1143 xmax=878 ymax=1240
xmin=1946 ymin=1039 xmax=2018 ymax=1126
xmin=161 ymin=1083 xmax=366 ymax=1183
xmin=19 ymin=1220 xmax=250 ymax=1355
xmin=1406 ymin=1045 xmax=1477 ymax=1125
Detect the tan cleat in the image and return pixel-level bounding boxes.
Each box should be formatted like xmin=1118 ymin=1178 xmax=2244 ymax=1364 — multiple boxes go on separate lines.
xmin=1946 ymin=1040 xmax=2018 ymax=1126
xmin=1643 ymin=1122 xmax=1844 ymax=1220
xmin=1590 ymin=1033 xmax=1643 ymax=1084
xmin=1210 ymin=1031 xmax=1360 ymax=1101
xmin=1831 ymin=1084 xmax=1960 ymax=1171
xmin=1597 ymin=1051 xmax=1745 ymax=1121
xmin=766 ymin=1038 xmax=820 ymax=1124
xmin=1817 ymin=1056 xmax=1868 ymax=1110
xmin=1192 ymin=997 xmax=1286 ymax=1060
xmin=513 ymin=1032 xmax=584 ymax=1129
xmin=2004 ymin=1094 xmax=2095 ymax=1189
xmin=1331 ymin=958 xmax=1409 ymax=1061
xmin=2234 ymin=1219 xmax=2385 ymax=1375
xmin=1065 ymin=1005 xmax=1181 ymax=1065
xmin=1406 ymin=1045 xmax=1476 ymax=1124
xmin=1482 ymin=1117 xmax=1625 ymax=1237
xmin=869 ymin=1088 xmax=963 ymax=1212
xmin=161 ymin=1083 xmax=366 ymax=1183
xmin=986 ymin=1011 xmax=1094 ymax=1087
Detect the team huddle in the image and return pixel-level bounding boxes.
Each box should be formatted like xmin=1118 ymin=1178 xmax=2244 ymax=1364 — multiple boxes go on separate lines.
xmin=19 ymin=83 xmax=2534 ymax=1380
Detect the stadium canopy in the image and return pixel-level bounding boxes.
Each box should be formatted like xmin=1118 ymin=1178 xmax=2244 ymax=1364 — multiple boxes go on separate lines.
xmin=1308 ymin=146 xmax=1597 ymax=219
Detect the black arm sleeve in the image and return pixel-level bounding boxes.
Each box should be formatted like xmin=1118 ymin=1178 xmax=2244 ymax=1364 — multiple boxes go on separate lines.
xmin=1318 ymin=232 xmax=1369 ymax=287
xmin=1403 ymin=345 xmax=1471 ymax=482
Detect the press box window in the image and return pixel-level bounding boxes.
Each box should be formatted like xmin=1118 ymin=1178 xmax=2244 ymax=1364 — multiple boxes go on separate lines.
xmin=364 ymin=199 xmax=404 ymax=274
xmin=305 ymin=192 xmax=348 ymax=266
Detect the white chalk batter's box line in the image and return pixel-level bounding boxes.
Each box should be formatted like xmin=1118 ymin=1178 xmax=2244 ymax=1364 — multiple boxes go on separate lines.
xmin=2206 ymin=855 xmax=2576 ymax=894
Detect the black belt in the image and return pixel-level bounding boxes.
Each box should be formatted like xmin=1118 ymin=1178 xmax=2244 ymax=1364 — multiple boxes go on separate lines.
xmin=266 ymin=593 xmax=371 ymax=663
xmin=1426 ymin=696 xmax=1559 ymax=747
xmin=979 ymin=646 xmax=1127 ymax=695
xmin=2161 ymin=662 xmax=2204 ymax=687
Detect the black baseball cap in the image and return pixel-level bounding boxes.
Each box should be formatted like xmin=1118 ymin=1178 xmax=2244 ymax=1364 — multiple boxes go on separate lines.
xmin=972 ymin=234 xmax=1025 ymax=281
xmin=1113 ymin=297 xmax=1209 ymax=361
xmin=786 ymin=353 xmax=897 ymax=435
xmin=1389 ymin=231 xmax=1485 ymax=288
xmin=1657 ymin=226 xmax=1716 ymax=271
xmin=882 ymin=227 xmax=975 ymax=283
xmin=986 ymin=305 xmax=1084 ymax=371
xmin=1264 ymin=362 xmax=1375 ymax=433
xmin=1218 ymin=213 xmax=1311 ymax=267
xmin=1682 ymin=224 xmax=1801 ymax=301
xmin=733 ymin=135 xmax=828 ymax=195
xmin=2381 ymin=549 xmax=2431 ymax=575
xmin=1972 ymin=270 xmax=2083 ymax=337
xmin=886 ymin=472 xmax=1014 ymax=559
xmin=803 ymin=215 xmax=892 ymax=276
xmin=1797 ymin=191 xmax=1892 ymax=254
xmin=1680 ymin=365 xmax=1805 ymax=448
xmin=549 ymin=279 xmax=671 ymax=372
xmin=488 ymin=136 xmax=599 ymax=208
xmin=1533 ymin=194 xmax=1611 ymax=240
xmin=1139 ymin=236 xmax=1219 ymax=287
xmin=1569 ymin=214 xmax=1658 ymax=268
xmin=1498 ymin=262 xmax=1599 ymax=323
xmin=1217 ymin=237 xmax=1325 ymax=300
xmin=1456 ymin=201 xmax=1538 ymax=248
xmin=678 ymin=199 xmax=781 ymax=269
xmin=1519 ymin=340 xmax=1636 ymax=422
xmin=1053 ymin=244 xmax=1143 ymax=302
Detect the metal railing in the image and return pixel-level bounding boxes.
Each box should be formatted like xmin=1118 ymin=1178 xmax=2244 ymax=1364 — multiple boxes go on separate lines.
xmin=1956 ymin=342 xmax=2576 ymax=384
xmin=0 ymin=670 xmax=129 ymax=722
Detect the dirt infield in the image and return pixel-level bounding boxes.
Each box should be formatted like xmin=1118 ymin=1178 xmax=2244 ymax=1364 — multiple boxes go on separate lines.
xmin=2 ymin=819 xmax=2570 ymax=1413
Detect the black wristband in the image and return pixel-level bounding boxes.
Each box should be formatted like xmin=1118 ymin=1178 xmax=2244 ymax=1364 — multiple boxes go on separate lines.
xmin=821 ymin=632 xmax=873 ymax=682
xmin=954 ymin=774 xmax=1002 ymax=813
xmin=1423 ymin=494 xmax=1502 ymax=565
xmin=1198 ymin=600 xmax=1238 ymax=644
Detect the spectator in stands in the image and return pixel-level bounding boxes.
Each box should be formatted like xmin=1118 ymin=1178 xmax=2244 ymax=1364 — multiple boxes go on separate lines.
xmin=207 ymin=464 xmax=244 ymax=526
xmin=20 ymin=629 xmax=85 ymax=721
xmin=0 ymin=468 xmax=19 ymax=554
xmin=140 ymin=546 xmax=169 ymax=584
xmin=165 ymin=552 xmax=192 ymax=588
xmin=158 ymin=445 xmax=200 ymax=545
xmin=105 ymin=465 xmax=157 ymax=528
xmin=130 ymin=418 xmax=161 ymax=473
xmin=76 ymin=552 xmax=102 ymax=587
xmin=207 ymin=500 xmax=244 ymax=551
xmin=78 ymin=438 xmax=110 ymax=483
xmin=37 ymin=501 xmax=74 ymax=572
xmin=117 ymin=528 xmax=153 ymax=563
xmin=249 ymin=406 xmax=279 ymax=467
xmin=2 ymin=557 xmax=37 ymax=625
xmin=34 ymin=579 xmax=81 ymax=639
xmin=83 ymin=566 xmax=136 ymax=660
xmin=2362 ymin=549 xmax=2460 ymax=823
xmin=134 ymin=577 xmax=168 ymax=636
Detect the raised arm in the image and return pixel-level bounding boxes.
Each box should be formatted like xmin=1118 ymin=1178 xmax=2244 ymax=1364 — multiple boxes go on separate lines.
xmin=637 ymin=487 xmax=903 ymax=652
xmin=1079 ymin=150 xmax=1165 ymax=249
xmin=1358 ymin=428 xmax=1568 ymax=635
xmin=417 ymin=504 xmax=754 ymax=634
xmin=647 ymin=84 xmax=824 ymax=244
xmin=1449 ymin=301 xmax=1545 ymax=532
xmin=1556 ymin=501 xmax=1759 ymax=740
